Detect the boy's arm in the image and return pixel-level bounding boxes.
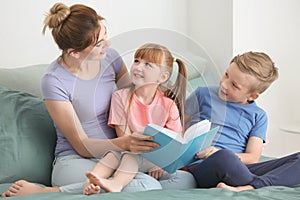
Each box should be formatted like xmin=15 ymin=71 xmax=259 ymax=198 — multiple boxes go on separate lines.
xmin=184 ymin=88 xmax=201 ymax=130
xmin=236 ymin=136 xmax=264 ymax=164
xmin=196 ymin=136 xmax=263 ymax=163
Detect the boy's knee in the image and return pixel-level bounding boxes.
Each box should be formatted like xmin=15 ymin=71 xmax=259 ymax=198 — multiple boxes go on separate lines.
xmin=210 ymin=149 xmax=239 ymax=165
xmin=214 ymin=149 xmax=235 ymax=157
xmin=188 ymin=149 xmax=238 ymax=177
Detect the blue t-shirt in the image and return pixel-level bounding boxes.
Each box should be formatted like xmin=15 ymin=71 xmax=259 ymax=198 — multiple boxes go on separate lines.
xmin=185 ymin=86 xmax=267 ymax=153
xmin=41 ymin=48 xmax=123 ymax=157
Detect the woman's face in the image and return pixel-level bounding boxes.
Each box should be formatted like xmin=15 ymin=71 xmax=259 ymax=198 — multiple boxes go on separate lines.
xmin=82 ymin=20 xmax=109 ymax=61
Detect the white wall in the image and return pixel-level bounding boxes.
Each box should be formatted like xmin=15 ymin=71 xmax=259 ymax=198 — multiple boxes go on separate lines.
xmin=233 ymin=0 xmax=300 ymax=157
xmin=187 ymin=0 xmax=233 ymax=75
xmin=0 ymin=0 xmax=188 ymax=68
xmin=2 ymin=0 xmax=297 ymax=157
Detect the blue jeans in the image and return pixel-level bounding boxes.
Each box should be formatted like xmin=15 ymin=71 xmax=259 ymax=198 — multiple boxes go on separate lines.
xmin=188 ymin=149 xmax=300 ymax=188
xmin=52 ymin=155 xmax=196 ymax=193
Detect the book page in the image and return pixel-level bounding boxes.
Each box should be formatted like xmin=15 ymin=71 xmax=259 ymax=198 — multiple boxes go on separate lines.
xmin=146 ymin=123 xmax=185 ymax=143
xmin=183 ymin=120 xmax=211 ymax=142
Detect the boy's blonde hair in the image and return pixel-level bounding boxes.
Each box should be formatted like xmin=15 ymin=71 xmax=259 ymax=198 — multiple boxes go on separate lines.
xmin=231 ymin=51 xmax=279 ymax=94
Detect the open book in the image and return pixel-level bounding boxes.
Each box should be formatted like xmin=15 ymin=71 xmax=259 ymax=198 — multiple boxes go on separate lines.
xmin=141 ymin=120 xmax=219 ymax=173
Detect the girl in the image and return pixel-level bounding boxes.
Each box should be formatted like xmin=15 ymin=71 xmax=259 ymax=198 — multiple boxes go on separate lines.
xmin=83 ymin=43 xmax=188 ymax=195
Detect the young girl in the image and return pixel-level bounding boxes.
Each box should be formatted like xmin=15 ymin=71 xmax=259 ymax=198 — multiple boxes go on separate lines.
xmin=83 ymin=43 xmax=188 ymax=195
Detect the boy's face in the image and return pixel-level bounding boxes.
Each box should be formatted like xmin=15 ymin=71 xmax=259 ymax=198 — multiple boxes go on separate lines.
xmin=218 ymin=62 xmax=259 ymax=104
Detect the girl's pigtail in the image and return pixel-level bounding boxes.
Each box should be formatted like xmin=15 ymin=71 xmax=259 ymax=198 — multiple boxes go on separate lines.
xmin=165 ymin=58 xmax=187 ymax=130
xmin=124 ymin=84 xmax=135 ymax=134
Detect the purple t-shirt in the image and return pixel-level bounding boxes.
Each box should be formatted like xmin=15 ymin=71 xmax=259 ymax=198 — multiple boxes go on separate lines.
xmin=41 ymin=48 xmax=123 ymax=157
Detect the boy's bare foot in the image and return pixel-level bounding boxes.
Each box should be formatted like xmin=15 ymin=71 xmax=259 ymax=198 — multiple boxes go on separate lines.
xmin=217 ymin=182 xmax=240 ymax=192
xmin=1 ymin=180 xmax=59 ymax=197
xmin=86 ymin=171 xmax=122 ymax=192
xmin=217 ymin=182 xmax=255 ymax=192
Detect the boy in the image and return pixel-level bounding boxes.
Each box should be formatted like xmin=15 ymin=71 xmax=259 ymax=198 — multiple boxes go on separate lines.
xmin=185 ymin=51 xmax=300 ymax=191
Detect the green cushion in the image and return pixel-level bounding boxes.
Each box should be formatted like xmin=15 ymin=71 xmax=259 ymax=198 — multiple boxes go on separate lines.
xmin=0 ymin=87 xmax=56 ymax=186
xmin=0 ymin=64 xmax=48 ymax=97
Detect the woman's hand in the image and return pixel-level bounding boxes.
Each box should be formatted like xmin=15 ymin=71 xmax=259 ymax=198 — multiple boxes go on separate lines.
xmin=148 ymin=166 xmax=164 ymax=179
xmin=123 ymin=132 xmax=159 ymax=154
xmin=195 ymin=146 xmax=218 ymax=159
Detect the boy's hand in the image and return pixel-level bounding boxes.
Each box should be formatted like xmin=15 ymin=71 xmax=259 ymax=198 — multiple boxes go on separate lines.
xmin=195 ymin=146 xmax=218 ymax=159
xmin=148 ymin=166 xmax=164 ymax=179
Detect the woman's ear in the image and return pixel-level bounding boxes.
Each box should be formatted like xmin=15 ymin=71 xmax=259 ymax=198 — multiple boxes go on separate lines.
xmin=159 ymin=71 xmax=170 ymax=83
xmin=67 ymin=48 xmax=80 ymax=59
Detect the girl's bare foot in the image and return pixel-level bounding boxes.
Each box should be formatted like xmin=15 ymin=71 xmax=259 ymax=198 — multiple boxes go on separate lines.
xmin=86 ymin=171 xmax=122 ymax=192
xmin=217 ymin=182 xmax=255 ymax=192
xmin=1 ymin=180 xmax=59 ymax=197
xmin=83 ymin=181 xmax=101 ymax=195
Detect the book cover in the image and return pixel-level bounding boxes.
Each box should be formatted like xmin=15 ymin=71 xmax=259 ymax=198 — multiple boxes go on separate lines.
xmin=141 ymin=120 xmax=219 ymax=173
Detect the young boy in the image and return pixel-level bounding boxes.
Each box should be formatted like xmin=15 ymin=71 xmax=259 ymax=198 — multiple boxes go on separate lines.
xmin=185 ymin=51 xmax=300 ymax=192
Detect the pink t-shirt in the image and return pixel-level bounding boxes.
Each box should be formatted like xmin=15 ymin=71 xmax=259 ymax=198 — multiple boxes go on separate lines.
xmin=108 ymin=87 xmax=182 ymax=133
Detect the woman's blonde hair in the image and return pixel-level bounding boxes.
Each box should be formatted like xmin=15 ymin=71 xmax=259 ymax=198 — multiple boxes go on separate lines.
xmin=42 ymin=3 xmax=104 ymax=52
xmin=231 ymin=51 xmax=279 ymax=93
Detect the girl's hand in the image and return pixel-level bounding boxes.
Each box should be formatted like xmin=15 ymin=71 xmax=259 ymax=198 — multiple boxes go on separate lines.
xmin=195 ymin=146 xmax=218 ymax=159
xmin=125 ymin=132 xmax=159 ymax=154
xmin=148 ymin=166 xmax=164 ymax=179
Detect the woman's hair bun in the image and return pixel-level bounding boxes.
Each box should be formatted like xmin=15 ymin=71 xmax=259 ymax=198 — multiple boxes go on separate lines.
xmin=42 ymin=3 xmax=70 ymax=34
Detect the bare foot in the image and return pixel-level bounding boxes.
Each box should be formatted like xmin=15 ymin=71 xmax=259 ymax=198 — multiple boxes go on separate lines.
xmin=83 ymin=179 xmax=101 ymax=195
xmin=86 ymin=171 xmax=122 ymax=192
xmin=217 ymin=182 xmax=254 ymax=192
xmin=1 ymin=180 xmax=58 ymax=197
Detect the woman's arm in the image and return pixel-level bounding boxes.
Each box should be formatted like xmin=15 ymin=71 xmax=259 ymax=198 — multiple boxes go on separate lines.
xmin=44 ymin=100 xmax=92 ymax=157
xmin=236 ymin=136 xmax=263 ymax=164
xmin=116 ymin=63 xmax=131 ymax=89
xmin=44 ymin=100 xmax=158 ymax=158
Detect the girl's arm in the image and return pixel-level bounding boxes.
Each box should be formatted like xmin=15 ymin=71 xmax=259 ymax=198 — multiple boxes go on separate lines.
xmin=115 ymin=125 xmax=132 ymax=137
xmin=236 ymin=136 xmax=263 ymax=164
xmin=44 ymin=100 xmax=158 ymax=158
xmin=111 ymin=62 xmax=132 ymax=138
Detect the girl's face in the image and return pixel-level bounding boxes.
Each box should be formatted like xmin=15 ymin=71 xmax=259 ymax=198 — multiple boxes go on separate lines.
xmin=130 ymin=58 xmax=165 ymax=88
xmin=82 ymin=21 xmax=109 ymax=61
xmin=218 ymin=62 xmax=259 ymax=104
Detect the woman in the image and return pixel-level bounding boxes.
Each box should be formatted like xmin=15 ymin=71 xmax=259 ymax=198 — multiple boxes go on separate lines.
xmin=2 ymin=3 xmax=195 ymax=197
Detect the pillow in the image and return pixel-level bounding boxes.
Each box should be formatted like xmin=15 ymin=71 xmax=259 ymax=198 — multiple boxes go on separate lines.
xmin=0 ymin=87 xmax=56 ymax=186
xmin=0 ymin=64 xmax=48 ymax=98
